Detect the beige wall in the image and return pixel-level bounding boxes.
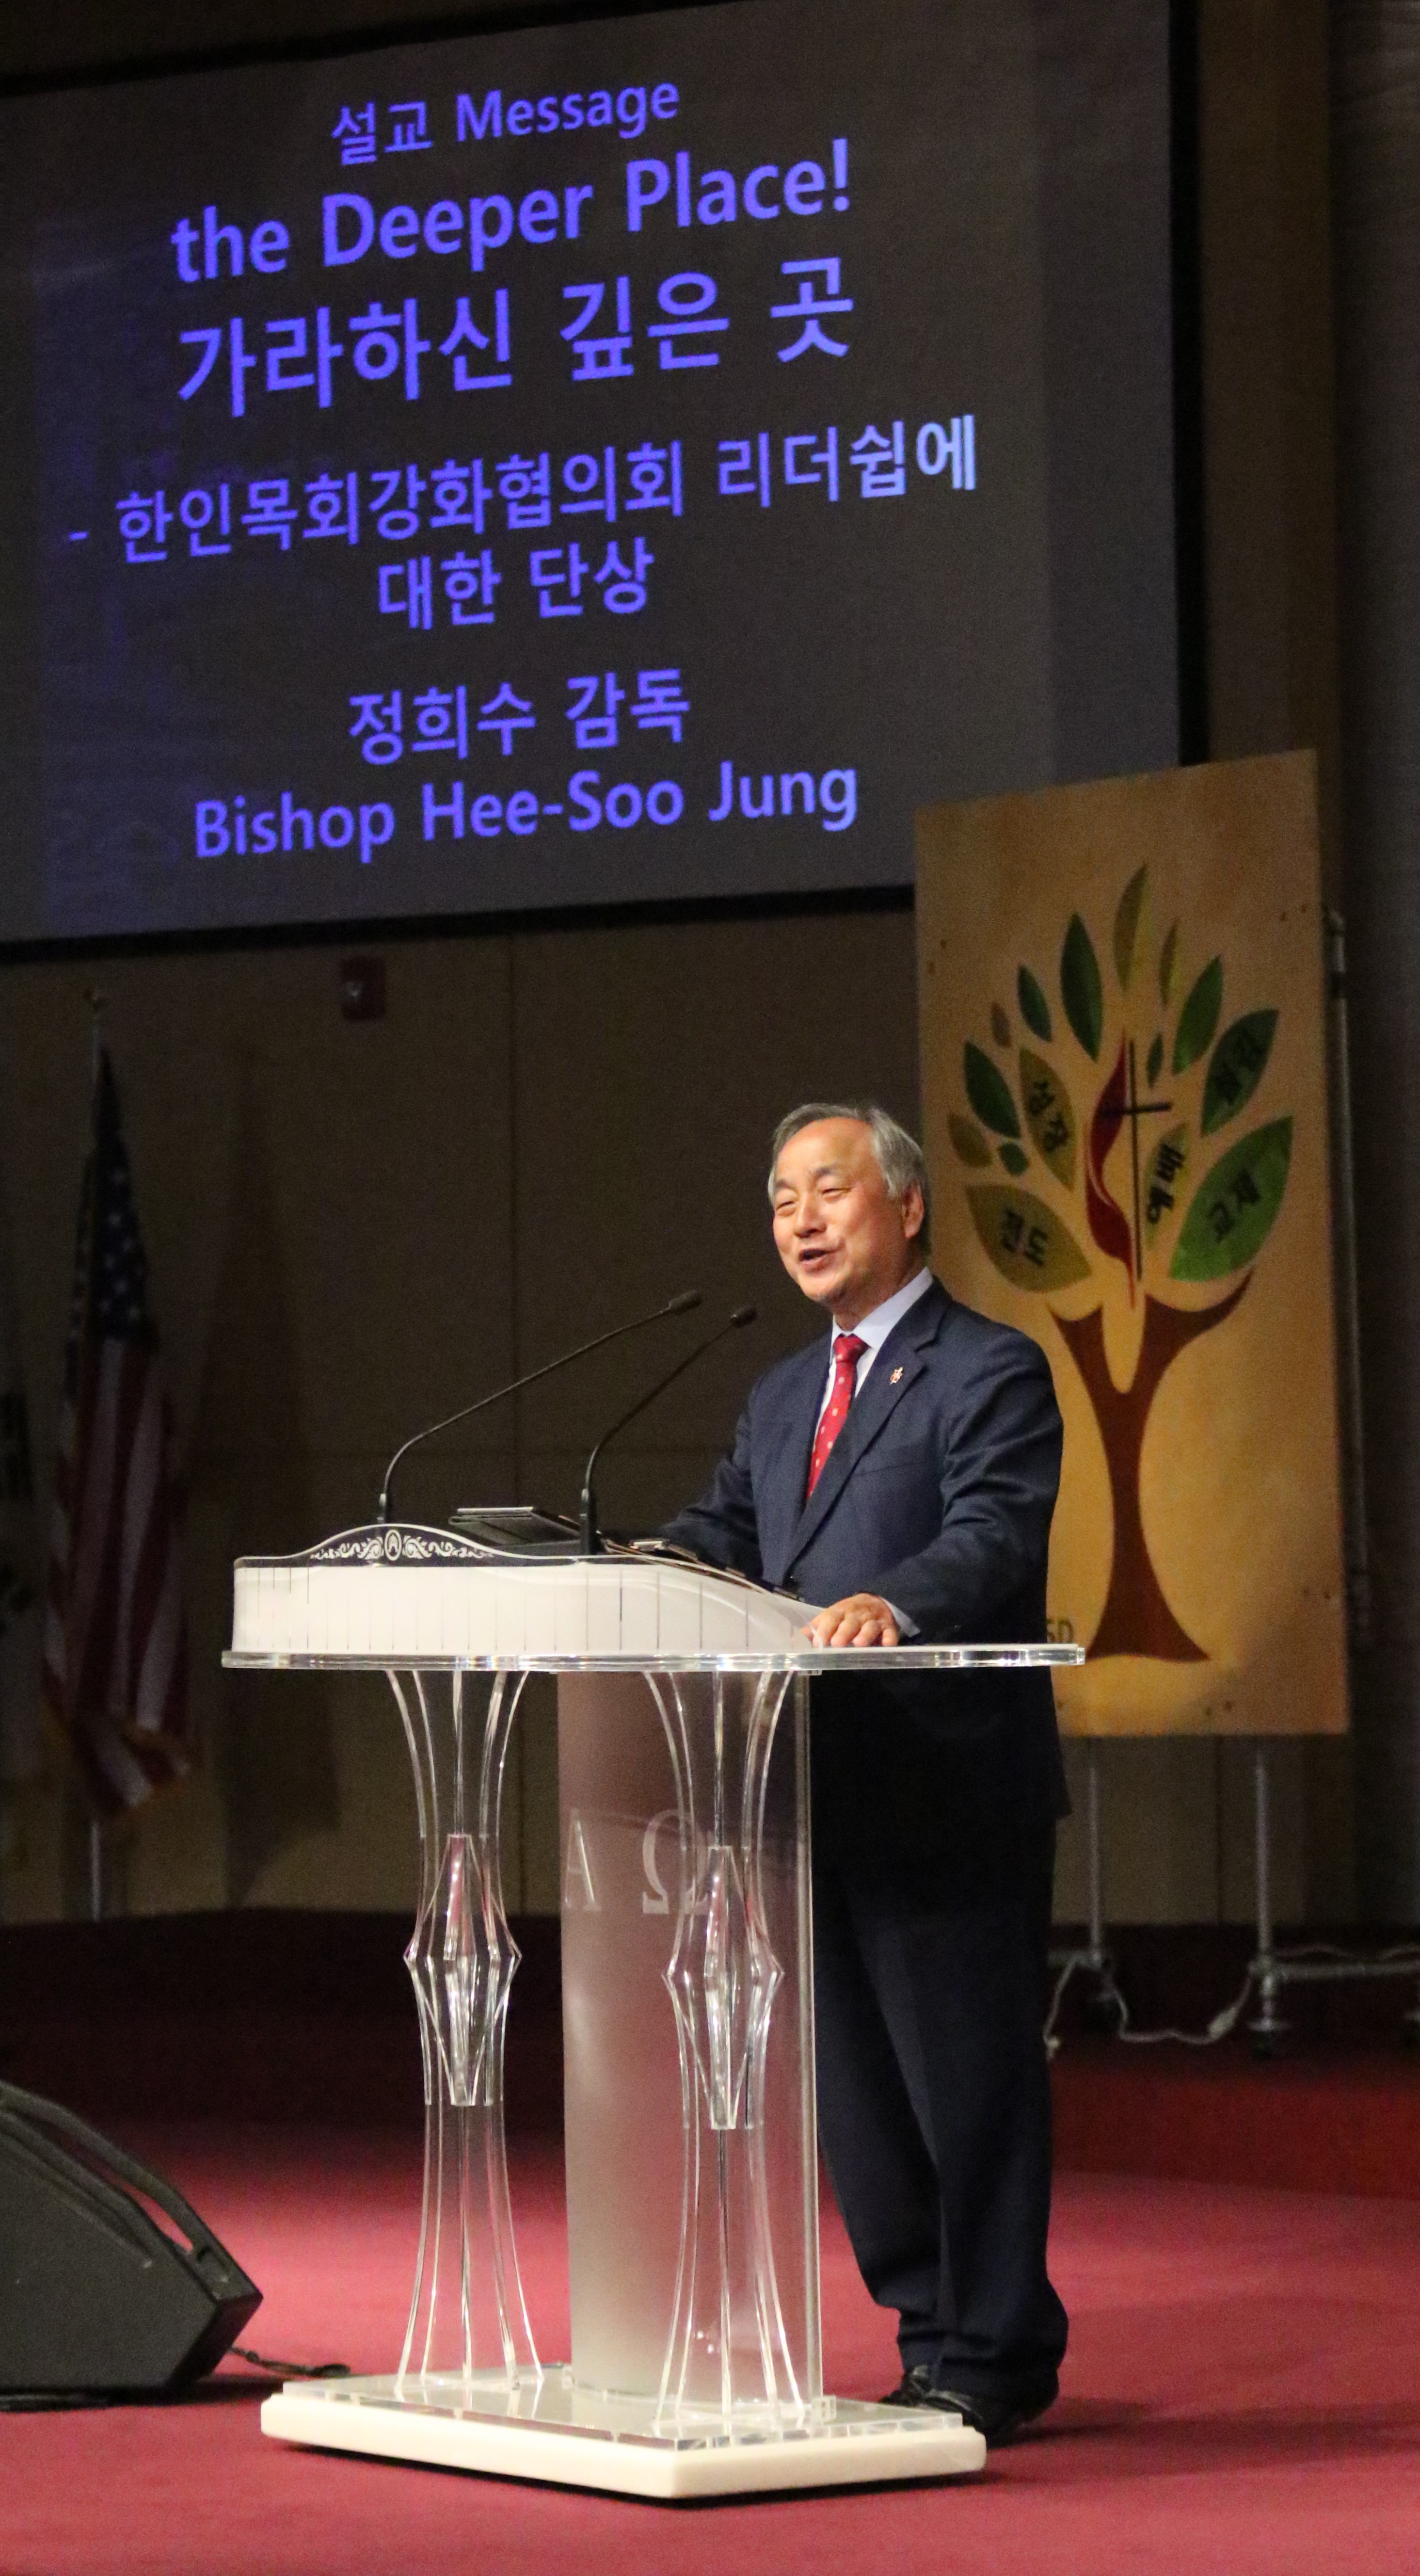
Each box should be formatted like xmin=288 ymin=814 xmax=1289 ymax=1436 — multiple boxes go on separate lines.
xmin=0 ymin=0 xmax=1348 ymax=1933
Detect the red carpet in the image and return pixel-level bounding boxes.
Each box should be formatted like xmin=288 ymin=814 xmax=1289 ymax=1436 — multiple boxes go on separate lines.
xmin=1052 ymin=2038 xmax=1420 ymax=2196
xmin=3 ymin=2121 xmax=1420 ymax=2576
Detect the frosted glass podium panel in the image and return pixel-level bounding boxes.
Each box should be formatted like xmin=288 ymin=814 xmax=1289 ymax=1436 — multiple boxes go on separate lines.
xmin=558 ymin=1667 xmax=817 ymax=2420
xmin=224 ymin=1525 xmax=1081 ymax=2501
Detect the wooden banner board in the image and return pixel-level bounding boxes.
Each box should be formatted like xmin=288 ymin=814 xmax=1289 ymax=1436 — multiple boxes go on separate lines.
xmin=916 ymin=753 xmax=1347 ymax=1736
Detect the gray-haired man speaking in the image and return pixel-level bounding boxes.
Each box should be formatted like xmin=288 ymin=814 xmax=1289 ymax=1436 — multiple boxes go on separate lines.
xmin=665 ymin=1103 xmax=1069 ymax=2441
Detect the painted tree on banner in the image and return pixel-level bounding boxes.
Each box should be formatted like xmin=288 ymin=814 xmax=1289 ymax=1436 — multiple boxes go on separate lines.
xmin=949 ymin=868 xmax=1292 ymax=1661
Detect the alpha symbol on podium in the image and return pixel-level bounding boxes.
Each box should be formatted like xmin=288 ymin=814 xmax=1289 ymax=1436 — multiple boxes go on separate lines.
xmin=562 ymin=1812 xmax=600 ymax=1912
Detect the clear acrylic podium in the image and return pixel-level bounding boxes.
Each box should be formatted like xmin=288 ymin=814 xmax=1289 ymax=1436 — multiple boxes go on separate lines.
xmin=224 ymin=1527 xmax=1080 ymax=2500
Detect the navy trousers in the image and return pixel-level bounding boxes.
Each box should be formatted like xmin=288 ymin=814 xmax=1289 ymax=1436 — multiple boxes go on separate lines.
xmin=812 ymin=1818 xmax=1068 ymax=2399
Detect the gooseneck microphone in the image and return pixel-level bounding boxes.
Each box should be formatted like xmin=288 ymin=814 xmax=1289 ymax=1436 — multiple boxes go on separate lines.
xmin=376 ymin=1289 xmax=702 ymax=1523
xmin=579 ymin=1305 xmax=757 ymax=1554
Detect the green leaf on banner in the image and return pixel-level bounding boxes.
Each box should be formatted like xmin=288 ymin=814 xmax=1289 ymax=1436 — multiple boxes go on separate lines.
xmin=1169 ymin=1118 xmax=1292 ymax=1281
xmin=1113 ymin=867 xmax=1148 ymax=991
xmin=1173 ymin=957 xmax=1223 ymax=1073
xmin=1017 ymin=966 xmax=1053 ymax=1042
xmin=1143 ymin=1124 xmax=1189 ymax=1240
xmin=999 ymin=1142 xmax=1029 ymax=1176
xmin=967 ymin=1186 xmax=1093 ymax=1294
xmin=964 ymin=1041 xmax=1021 ymax=1139
xmin=948 ymin=1113 xmax=993 ymax=1168
xmin=1160 ymin=921 xmax=1180 ymax=1006
xmin=1019 ymin=1046 xmax=1078 ymax=1190
xmin=1147 ymin=1032 xmax=1164 ymax=1088
xmin=990 ymin=1002 xmax=1011 ymax=1048
xmin=1061 ymin=915 xmax=1103 ymax=1060
xmin=1201 ymin=1010 xmax=1278 ymax=1135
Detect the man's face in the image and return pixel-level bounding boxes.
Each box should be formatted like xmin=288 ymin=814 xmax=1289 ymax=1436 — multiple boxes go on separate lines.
xmin=770 ymin=1119 xmax=925 ymax=1326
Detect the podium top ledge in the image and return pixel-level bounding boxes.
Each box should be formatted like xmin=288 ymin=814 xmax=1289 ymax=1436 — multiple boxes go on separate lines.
xmin=222 ymin=1643 xmax=1084 ymax=1674
xmin=226 ymin=1528 xmax=1085 ymax=1674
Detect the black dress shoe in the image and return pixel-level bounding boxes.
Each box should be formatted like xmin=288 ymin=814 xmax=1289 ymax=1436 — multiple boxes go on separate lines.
xmin=880 ymin=2362 xmax=1058 ymax=2444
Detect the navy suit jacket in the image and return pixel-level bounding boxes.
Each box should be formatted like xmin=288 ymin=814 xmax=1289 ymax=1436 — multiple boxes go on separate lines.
xmin=665 ymin=1277 xmax=1068 ymax=1859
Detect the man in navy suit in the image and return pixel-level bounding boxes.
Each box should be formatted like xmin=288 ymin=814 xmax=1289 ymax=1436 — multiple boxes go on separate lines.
xmin=665 ymin=1102 xmax=1069 ymax=2441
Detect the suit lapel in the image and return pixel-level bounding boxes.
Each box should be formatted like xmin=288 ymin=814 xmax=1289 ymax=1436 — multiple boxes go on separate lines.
xmin=785 ymin=1280 xmax=950 ymax=1565
xmin=759 ymin=1337 xmax=831 ymax=1558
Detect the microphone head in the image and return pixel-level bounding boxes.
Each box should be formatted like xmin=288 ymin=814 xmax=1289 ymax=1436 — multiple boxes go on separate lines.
xmin=730 ymin=1304 xmax=758 ymax=1328
xmin=666 ymin=1289 xmax=703 ymax=1314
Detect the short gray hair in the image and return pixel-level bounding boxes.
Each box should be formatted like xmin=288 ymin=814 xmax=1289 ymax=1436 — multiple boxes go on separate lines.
xmin=767 ymin=1101 xmax=931 ymax=1248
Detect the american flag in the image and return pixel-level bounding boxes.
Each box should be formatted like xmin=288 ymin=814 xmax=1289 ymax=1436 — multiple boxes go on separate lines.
xmin=43 ymin=1042 xmax=190 ymax=1816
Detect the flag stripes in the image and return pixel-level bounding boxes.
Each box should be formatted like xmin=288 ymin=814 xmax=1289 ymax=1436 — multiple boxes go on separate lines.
xmin=42 ymin=1044 xmax=190 ymax=1819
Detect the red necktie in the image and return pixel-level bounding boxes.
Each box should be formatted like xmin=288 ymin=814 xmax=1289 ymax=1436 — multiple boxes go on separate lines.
xmin=806 ymin=1333 xmax=868 ymax=1498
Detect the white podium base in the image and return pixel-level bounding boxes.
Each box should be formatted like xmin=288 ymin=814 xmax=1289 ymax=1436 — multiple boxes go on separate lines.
xmin=260 ymin=2369 xmax=985 ymax=2500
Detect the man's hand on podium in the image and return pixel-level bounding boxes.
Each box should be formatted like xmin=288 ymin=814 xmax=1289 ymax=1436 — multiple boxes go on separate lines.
xmin=802 ymin=1594 xmax=902 ymax=1649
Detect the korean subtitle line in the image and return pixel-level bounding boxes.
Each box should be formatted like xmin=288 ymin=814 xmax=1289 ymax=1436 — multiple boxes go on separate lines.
xmin=110 ymin=448 xmax=687 ymax=577
xmin=716 ymin=419 xmax=976 ymax=505
xmin=106 ymin=406 xmax=973 ymax=593
xmin=347 ymin=669 xmax=692 ymax=767
xmin=176 ymin=287 xmax=746 ymax=421
xmin=770 ymin=259 xmax=853 ymax=362
xmin=565 ymin=669 xmax=689 ymax=744
xmin=530 ymin=540 xmax=654 ymax=617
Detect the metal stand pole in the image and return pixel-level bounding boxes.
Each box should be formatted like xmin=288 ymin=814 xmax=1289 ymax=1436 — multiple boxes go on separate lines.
xmin=1243 ymin=1735 xmax=1420 ymax=2045
xmin=1247 ymin=1746 xmax=1288 ymax=2054
xmin=1047 ymin=1744 xmax=1126 ymax=2039
xmin=1081 ymin=1746 xmax=1126 ymax=2028
xmin=1086 ymin=1745 xmax=1106 ymax=1971
xmin=1326 ymin=912 xmax=1372 ymax=1651
xmin=89 ymin=1819 xmax=103 ymax=1924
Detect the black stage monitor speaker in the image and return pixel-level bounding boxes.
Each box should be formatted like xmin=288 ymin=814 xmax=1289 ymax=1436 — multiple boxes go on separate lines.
xmin=0 ymin=2079 xmax=261 ymax=2402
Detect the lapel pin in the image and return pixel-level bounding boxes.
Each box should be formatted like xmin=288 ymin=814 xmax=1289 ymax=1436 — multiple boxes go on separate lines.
xmin=890 ymin=1367 xmax=904 ymax=1384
